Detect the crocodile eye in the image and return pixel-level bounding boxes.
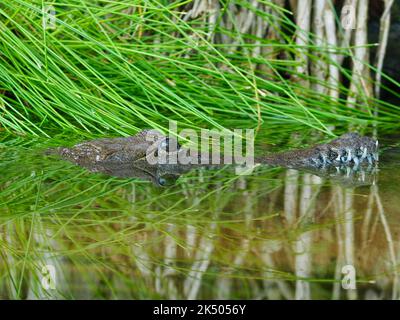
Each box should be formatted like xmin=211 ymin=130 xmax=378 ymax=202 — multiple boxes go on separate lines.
xmin=157 ymin=177 xmax=166 ymax=186
xmin=156 ymin=174 xmax=178 ymax=187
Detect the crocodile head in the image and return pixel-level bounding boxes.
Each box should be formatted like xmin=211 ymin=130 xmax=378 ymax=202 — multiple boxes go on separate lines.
xmin=49 ymin=129 xmax=180 ymax=165
xmin=46 ymin=129 xmax=189 ymax=186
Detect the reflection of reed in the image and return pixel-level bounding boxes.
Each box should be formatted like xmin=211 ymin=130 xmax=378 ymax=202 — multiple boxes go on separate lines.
xmin=2 ymin=218 xmax=66 ymax=299
xmin=3 ymin=222 xmax=19 ymax=298
xmin=183 ymin=175 xmax=217 ymax=299
xmin=344 ymin=187 xmax=357 ymax=300
xmin=217 ymin=177 xmax=253 ymax=299
xmin=160 ymin=223 xmax=178 ymax=299
xmin=284 ymin=169 xmax=298 ymax=226
xmin=373 ymin=185 xmax=398 ymax=299
xmin=332 ymin=186 xmax=344 ymax=300
xmin=26 ymin=218 xmax=67 ymax=300
xmin=183 ymin=221 xmax=216 ymax=299
xmin=331 ymin=186 xmax=358 ymax=299
xmin=359 ymin=184 xmax=399 ymax=299
xmin=1 ymin=166 xmax=399 ymax=299
xmin=294 ymin=174 xmax=322 ymax=300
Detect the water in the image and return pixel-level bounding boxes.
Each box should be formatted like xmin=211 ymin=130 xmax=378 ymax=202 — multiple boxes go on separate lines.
xmin=0 ymin=132 xmax=399 ymax=299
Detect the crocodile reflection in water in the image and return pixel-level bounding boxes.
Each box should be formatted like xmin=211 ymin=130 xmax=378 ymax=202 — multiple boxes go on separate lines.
xmin=47 ymin=130 xmax=379 ymax=186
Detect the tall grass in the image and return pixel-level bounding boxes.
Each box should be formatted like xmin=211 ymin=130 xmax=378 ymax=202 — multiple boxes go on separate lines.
xmin=0 ymin=0 xmax=399 ymax=137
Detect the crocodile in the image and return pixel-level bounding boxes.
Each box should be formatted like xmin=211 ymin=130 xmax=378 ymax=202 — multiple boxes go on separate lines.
xmin=47 ymin=130 xmax=379 ymax=186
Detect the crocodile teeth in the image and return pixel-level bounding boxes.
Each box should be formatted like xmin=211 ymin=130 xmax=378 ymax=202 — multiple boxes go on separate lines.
xmin=361 ymin=147 xmax=368 ymax=160
xmin=311 ymin=158 xmax=319 ymax=166
xmin=320 ymin=154 xmax=327 ymax=166
xmin=341 ymin=150 xmax=347 ymax=163
xmin=324 ymin=156 xmax=331 ymax=165
xmin=346 ymin=149 xmax=352 ymax=162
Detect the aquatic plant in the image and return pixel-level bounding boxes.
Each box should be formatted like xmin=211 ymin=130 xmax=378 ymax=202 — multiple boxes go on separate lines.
xmin=0 ymin=0 xmax=398 ymax=137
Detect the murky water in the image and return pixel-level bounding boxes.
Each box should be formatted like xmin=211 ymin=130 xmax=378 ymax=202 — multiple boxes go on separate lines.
xmin=0 ymin=132 xmax=399 ymax=299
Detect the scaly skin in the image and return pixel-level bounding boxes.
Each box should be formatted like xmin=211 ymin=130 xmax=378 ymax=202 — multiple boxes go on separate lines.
xmin=259 ymin=132 xmax=379 ymax=169
xmin=48 ymin=131 xmax=379 ymax=186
